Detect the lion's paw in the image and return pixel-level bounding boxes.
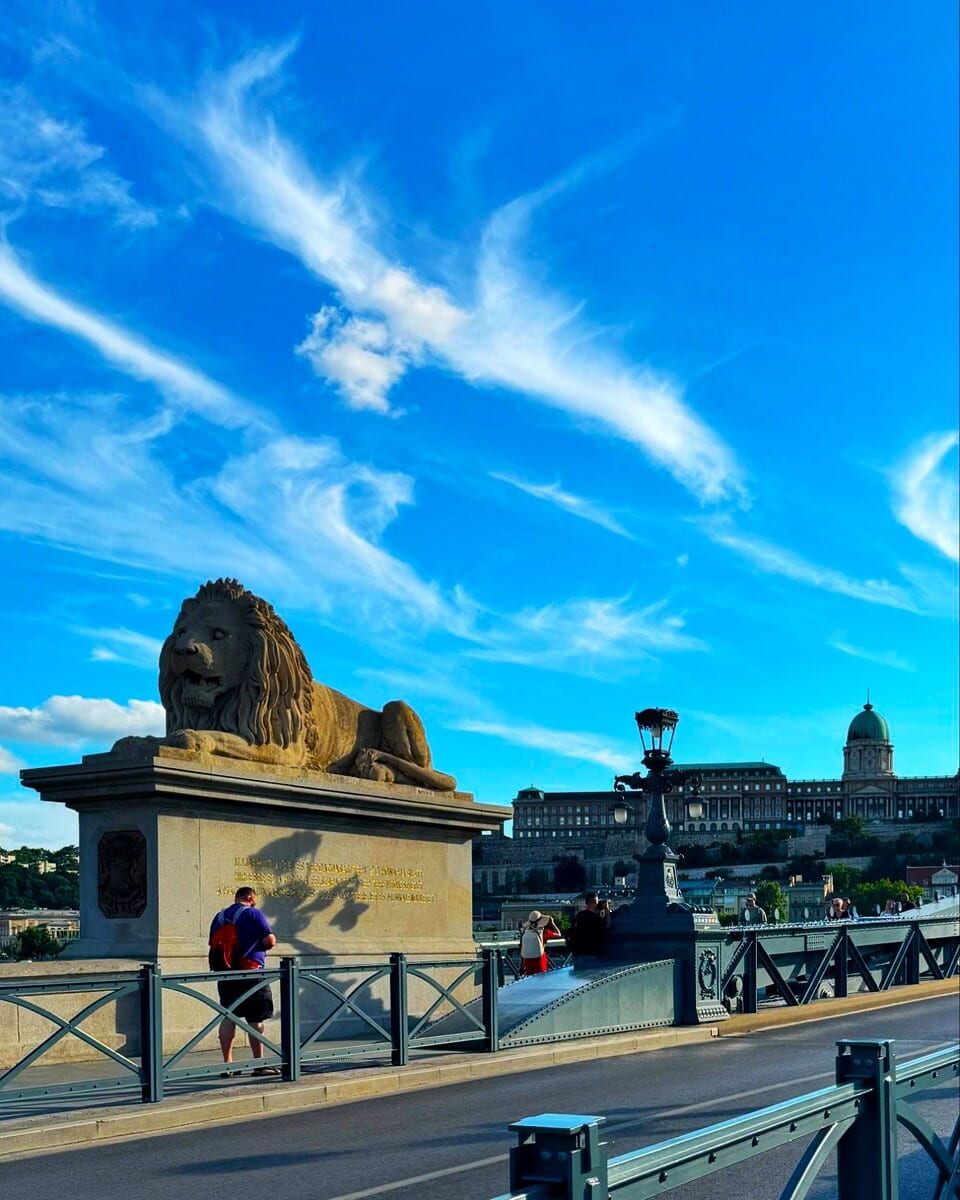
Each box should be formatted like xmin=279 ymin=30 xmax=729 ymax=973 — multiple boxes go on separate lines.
xmin=167 ymin=729 xmax=218 ymax=754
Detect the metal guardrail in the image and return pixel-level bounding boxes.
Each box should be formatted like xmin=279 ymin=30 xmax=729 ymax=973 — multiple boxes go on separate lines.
xmin=720 ymin=916 xmax=959 ymax=1013
xmin=492 ymin=1039 xmax=960 ymax=1200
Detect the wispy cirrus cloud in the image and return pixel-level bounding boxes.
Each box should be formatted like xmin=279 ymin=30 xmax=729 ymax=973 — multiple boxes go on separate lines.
xmin=0 ymin=87 xmax=157 ymax=229
xmin=0 ymin=245 xmax=259 ymax=429
xmin=0 ymin=695 xmax=164 ymax=746
xmin=0 ymin=745 xmax=25 ymax=774
xmin=699 ymin=520 xmax=922 ymax=612
xmin=465 ymin=594 xmax=705 ymax=671
xmin=0 ymin=393 xmax=449 ymax=628
xmin=453 ymin=718 xmax=636 ymax=773
xmin=890 ymin=431 xmax=959 ymax=563
xmin=490 ymin=472 xmax=636 ymax=539
xmin=79 ymin=626 xmax=164 ymax=668
xmin=828 ymin=639 xmax=915 ymax=673
xmin=182 ymin=46 xmax=743 ymax=503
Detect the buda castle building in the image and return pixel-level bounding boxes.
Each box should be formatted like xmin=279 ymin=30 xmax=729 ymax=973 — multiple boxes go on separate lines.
xmin=511 ymin=702 xmax=959 ymax=842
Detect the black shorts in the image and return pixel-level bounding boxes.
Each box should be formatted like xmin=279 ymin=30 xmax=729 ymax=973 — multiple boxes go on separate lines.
xmin=217 ymin=976 xmax=274 ymax=1024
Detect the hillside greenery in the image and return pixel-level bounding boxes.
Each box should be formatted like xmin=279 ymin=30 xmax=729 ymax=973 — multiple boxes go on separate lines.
xmin=0 ymin=845 xmax=79 ymax=909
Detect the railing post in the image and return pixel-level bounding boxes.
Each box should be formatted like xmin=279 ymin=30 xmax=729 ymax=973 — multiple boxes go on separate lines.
xmin=280 ymin=957 xmax=301 ymax=1083
xmin=835 ymin=1039 xmax=899 ymax=1200
xmin=743 ymin=931 xmax=758 ymax=1014
xmin=482 ymin=947 xmax=500 ymax=1054
xmin=390 ymin=952 xmax=409 ymax=1066
xmin=138 ymin=962 xmax=163 ymax=1104
xmin=507 ymin=1114 xmax=608 ymax=1200
xmin=905 ymin=927 xmax=920 ymax=985
xmin=835 ymin=926 xmax=849 ymax=998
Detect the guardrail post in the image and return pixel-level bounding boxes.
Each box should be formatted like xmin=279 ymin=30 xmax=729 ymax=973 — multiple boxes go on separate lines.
xmin=280 ymin=957 xmax=301 ymax=1083
xmin=138 ymin=962 xmax=163 ymax=1104
xmin=835 ymin=1039 xmax=899 ymax=1200
xmin=905 ymin=927 xmax=920 ymax=985
xmin=390 ymin=952 xmax=409 ymax=1066
xmin=506 ymin=1114 xmax=608 ymax=1200
xmin=835 ymin=927 xmax=849 ymax=998
xmin=743 ymin=931 xmax=758 ymax=1014
xmin=482 ymin=947 xmax=500 ymax=1054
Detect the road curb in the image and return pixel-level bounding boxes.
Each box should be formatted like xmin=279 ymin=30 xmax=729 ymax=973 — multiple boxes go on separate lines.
xmin=718 ymin=976 xmax=958 ymax=1035
xmin=0 ymin=1026 xmax=714 ymax=1159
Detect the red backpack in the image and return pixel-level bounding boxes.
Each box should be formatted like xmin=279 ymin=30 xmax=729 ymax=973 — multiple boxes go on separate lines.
xmin=208 ymin=905 xmax=261 ymax=971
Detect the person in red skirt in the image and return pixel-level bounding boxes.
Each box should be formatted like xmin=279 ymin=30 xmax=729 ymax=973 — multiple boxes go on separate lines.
xmin=519 ymin=910 xmax=560 ymax=975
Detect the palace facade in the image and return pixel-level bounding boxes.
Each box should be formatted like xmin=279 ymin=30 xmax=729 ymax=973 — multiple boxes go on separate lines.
xmin=511 ymin=702 xmax=959 ymax=840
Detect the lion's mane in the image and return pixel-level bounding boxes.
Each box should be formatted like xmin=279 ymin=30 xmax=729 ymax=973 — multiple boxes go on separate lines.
xmin=159 ymin=579 xmax=318 ymax=761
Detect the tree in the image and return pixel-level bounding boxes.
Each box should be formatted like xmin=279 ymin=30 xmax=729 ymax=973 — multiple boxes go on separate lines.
xmin=525 ymin=867 xmax=551 ymax=892
xmin=553 ymin=855 xmax=586 ymax=892
xmin=830 ymin=816 xmax=865 ymax=840
xmin=848 ymin=879 xmax=924 ymax=916
xmin=754 ymin=881 xmax=788 ymax=923
xmin=829 ymin=863 xmax=864 ymax=895
xmin=14 ymin=925 xmax=63 ymax=960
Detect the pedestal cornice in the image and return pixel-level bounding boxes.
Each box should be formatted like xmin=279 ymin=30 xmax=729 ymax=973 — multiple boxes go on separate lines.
xmin=21 ymin=748 xmax=511 ymax=836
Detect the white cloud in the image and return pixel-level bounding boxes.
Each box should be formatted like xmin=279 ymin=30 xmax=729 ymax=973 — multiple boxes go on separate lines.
xmin=0 ymin=695 xmax=164 ymax=746
xmin=700 ymin=520 xmax=921 ymax=612
xmin=184 ymin=49 xmax=743 ymax=502
xmin=490 ymin=472 xmax=636 ymax=539
xmin=296 ymin=307 xmax=411 ymax=414
xmin=829 ymin=640 xmax=916 ymax=673
xmin=0 ymin=87 xmax=157 ymax=228
xmin=0 ymin=394 xmax=450 ymax=628
xmin=467 ymin=594 xmax=706 ymax=671
xmin=890 ymin=431 xmax=959 ymax=562
xmin=78 ymin=626 xmax=164 ymax=668
xmin=455 ymin=719 xmax=635 ymax=773
xmin=0 ymin=245 xmax=259 ymax=429
xmin=0 ymin=746 xmax=25 ymax=774
xmin=0 ymin=795 xmax=78 ymax=849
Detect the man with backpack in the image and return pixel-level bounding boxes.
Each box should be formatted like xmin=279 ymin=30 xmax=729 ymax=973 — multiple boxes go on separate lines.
xmin=208 ymin=886 xmax=278 ymax=1076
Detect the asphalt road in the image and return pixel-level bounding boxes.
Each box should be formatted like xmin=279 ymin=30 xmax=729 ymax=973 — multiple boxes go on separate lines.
xmin=6 ymin=997 xmax=958 ymax=1200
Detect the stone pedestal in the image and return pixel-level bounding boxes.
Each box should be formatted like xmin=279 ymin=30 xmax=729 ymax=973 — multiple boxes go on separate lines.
xmin=607 ymin=846 xmax=729 ymax=1024
xmin=21 ymin=747 xmax=510 ymax=968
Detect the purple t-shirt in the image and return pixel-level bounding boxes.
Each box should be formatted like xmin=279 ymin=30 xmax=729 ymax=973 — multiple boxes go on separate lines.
xmin=209 ymin=902 xmax=273 ymax=967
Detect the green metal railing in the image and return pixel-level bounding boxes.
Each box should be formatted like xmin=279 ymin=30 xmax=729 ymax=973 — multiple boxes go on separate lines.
xmin=0 ymin=918 xmax=955 ymax=1111
xmin=721 ymin=916 xmax=959 ymax=1013
xmin=0 ymin=951 xmax=503 ymax=1106
xmin=492 ymin=1039 xmax=960 ymax=1200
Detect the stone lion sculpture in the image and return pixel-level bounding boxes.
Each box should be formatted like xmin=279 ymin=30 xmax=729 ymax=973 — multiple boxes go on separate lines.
xmin=110 ymin=578 xmax=457 ymax=791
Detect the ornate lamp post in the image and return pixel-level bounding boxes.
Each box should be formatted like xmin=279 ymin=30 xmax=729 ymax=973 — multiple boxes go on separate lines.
xmin=611 ymin=708 xmax=704 ymax=861
xmin=602 ymin=707 xmax=727 ymax=1026
xmin=606 ymin=706 xmax=716 ymax=925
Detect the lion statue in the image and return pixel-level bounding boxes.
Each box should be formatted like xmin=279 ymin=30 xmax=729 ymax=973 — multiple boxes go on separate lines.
xmin=110 ymin=578 xmax=457 ymax=791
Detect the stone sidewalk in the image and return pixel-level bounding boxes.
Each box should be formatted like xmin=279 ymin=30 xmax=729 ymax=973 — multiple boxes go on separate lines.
xmin=0 ymin=977 xmax=955 ymax=1160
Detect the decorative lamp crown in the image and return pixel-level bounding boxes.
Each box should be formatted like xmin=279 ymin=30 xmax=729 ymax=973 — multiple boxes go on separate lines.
xmin=634 ymin=707 xmax=679 ymax=755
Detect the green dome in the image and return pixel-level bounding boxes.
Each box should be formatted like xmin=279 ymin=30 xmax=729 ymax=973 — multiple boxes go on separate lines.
xmin=847 ymin=703 xmax=890 ymax=742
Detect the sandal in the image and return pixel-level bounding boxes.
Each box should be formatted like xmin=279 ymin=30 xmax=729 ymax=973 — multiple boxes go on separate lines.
xmin=219 ymin=1068 xmax=242 ymax=1078
xmin=252 ymin=1066 xmax=281 ymax=1077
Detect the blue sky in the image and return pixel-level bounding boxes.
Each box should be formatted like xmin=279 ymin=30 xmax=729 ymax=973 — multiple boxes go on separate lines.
xmin=0 ymin=2 xmax=957 ymax=848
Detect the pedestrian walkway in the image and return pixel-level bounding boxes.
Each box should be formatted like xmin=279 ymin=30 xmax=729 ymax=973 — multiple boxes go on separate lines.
xmin=0 ymin=977 xmax=954 ymax=1161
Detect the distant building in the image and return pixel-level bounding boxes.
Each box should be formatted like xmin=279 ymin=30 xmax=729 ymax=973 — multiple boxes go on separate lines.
xmin=786 ymin=703 xmax=958 ymax=824
xmin=0 ymin=909 xmax=79 ymax=946
xmin=511 ymin=701 xmax=958 ymax=840
xmin=905 ymin=863 xmax=959 ymax=901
